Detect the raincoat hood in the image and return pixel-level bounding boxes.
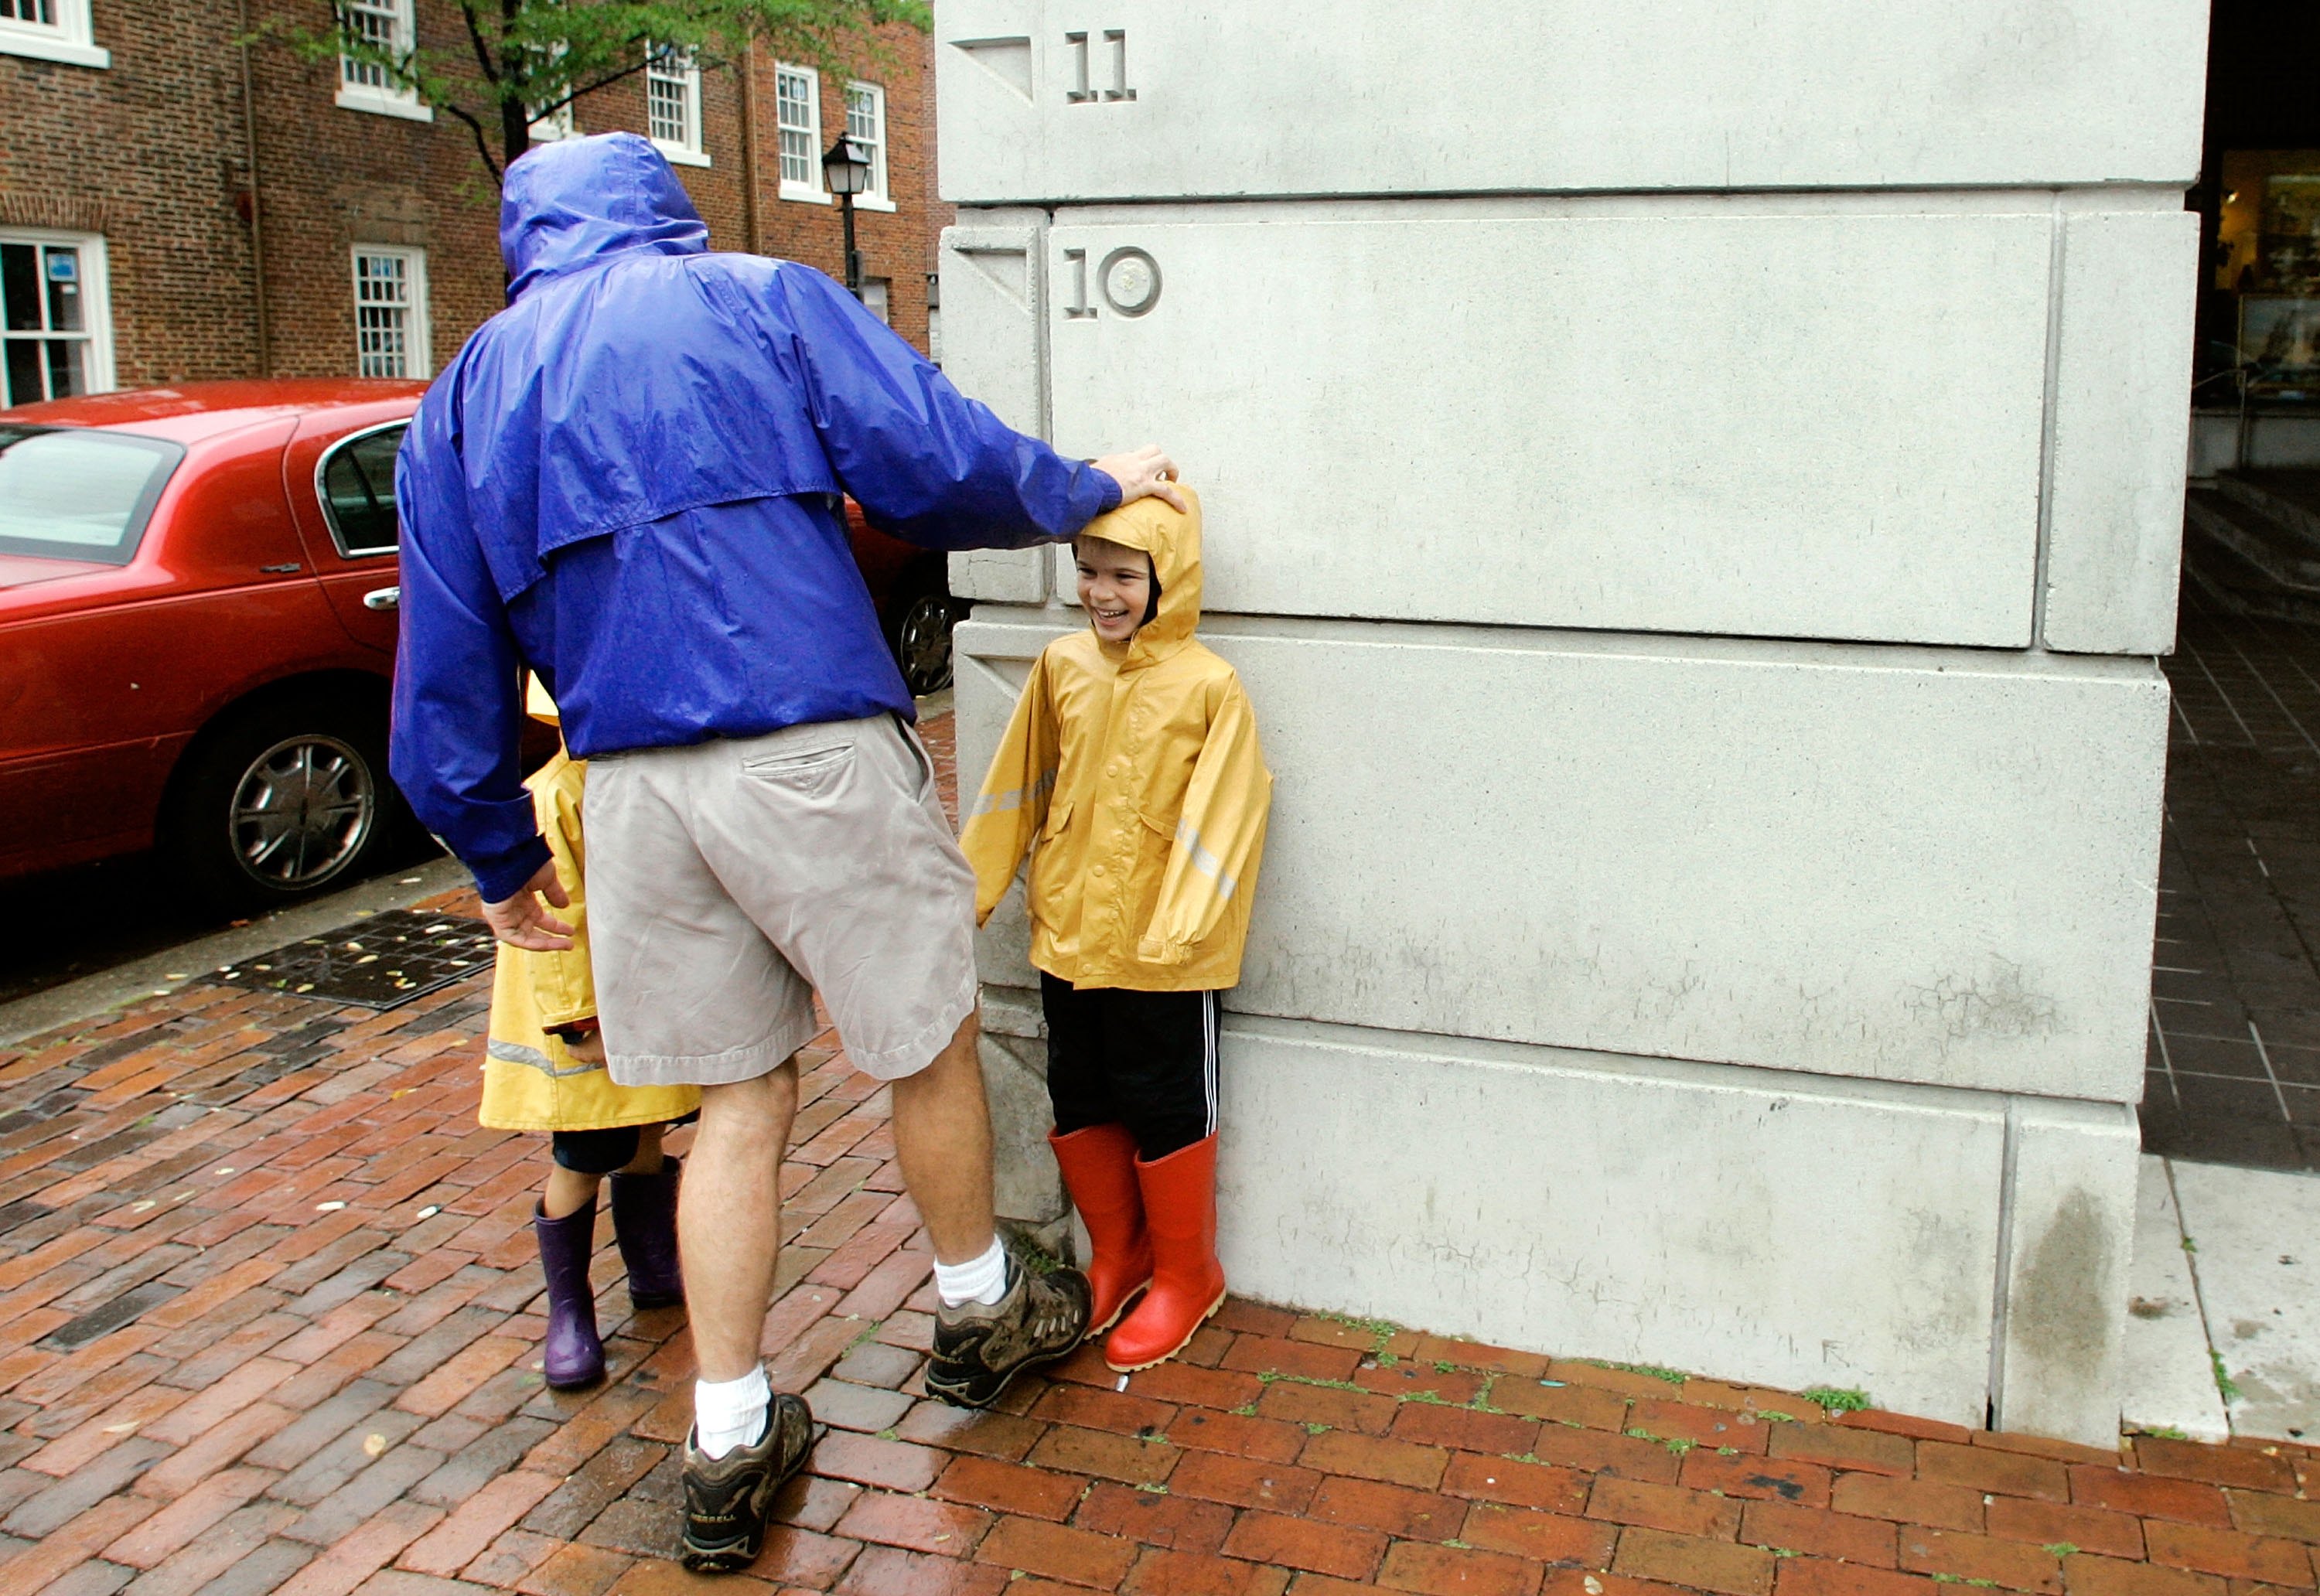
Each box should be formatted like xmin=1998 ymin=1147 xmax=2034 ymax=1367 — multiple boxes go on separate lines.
xmin=1079 ymin=486 xmax=1202 ymax=666
xmin=524 ymin=674 xmax=560 ymax=725
xmin=500 ymin=131 xmax=708 ymax=298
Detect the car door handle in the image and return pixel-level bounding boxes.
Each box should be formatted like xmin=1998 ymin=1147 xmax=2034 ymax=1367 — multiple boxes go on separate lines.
xmin=362 ymin=586 xmax=400 ymax=611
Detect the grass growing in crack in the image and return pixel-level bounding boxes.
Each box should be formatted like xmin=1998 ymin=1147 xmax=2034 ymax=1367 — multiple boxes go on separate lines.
xmin=2212 ymin=1351 xmax=2241 ymax=1404
xmin=1754 ymin=1410 xmax=1799 ymax=1424
xmin=1599 ymin=1360 xmax=1689 ymax=1385
xmin=1802 ymin=1386 xmax=1871 ymax=1414
xmin=1135 ymin=1481 xmax=1169 ymax=1494
xmin=1305 ymin=1422 xmax=1330 ymax=1434
xmin=2043 ymin=1544 xmax=2079 ymax=1559
xmin=2134 ymin=1425 xmax=2188 ymax=1441
xmin=1627 ymin=1427 xmax=1694 ymax=1456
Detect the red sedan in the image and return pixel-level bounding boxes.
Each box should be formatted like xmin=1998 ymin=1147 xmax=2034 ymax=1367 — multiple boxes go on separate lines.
xmin=0 ymin=381 xmax=962 ymax=909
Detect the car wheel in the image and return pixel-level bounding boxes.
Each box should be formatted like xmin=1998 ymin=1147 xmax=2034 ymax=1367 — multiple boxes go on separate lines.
xmin=889 ymin=568 xmax=958 ymax=697
xmin=165 ymin=694 xmax=397 ymax=913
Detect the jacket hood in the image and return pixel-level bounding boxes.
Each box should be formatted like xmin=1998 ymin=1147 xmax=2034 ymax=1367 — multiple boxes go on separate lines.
xmin=1080 ymin=486 xmax=1202 ymax=666
xmin=524 ymin=674 xmax=561 ymax=726
xmin=500 ymin=132 xmax=709 ymax=298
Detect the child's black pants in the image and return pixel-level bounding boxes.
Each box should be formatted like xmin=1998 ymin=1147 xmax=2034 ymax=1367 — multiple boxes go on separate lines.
xmin=1039 ymin=973 xmax=1220 ymax=1161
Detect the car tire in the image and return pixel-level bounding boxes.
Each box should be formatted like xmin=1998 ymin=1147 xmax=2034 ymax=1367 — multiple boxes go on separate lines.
xmin=888 ymin=564 xmax=960 ymax=697
xmin=164 ymin=691 xmax=401 ymax=914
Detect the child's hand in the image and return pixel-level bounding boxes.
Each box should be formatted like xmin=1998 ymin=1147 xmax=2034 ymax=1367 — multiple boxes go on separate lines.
xmin=563 ymin=1032 xmax=606 ymax=1066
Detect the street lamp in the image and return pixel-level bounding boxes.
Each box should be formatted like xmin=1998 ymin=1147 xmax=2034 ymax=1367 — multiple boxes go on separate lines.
xmin=821 ymin=133 xmax=873 ymax=298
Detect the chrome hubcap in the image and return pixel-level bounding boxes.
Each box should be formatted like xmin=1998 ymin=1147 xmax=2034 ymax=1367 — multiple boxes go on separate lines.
xmin=898 ymin=595 xmax=953 ymax=692
xmin=229 ymin=734 xmax=375 ymax=889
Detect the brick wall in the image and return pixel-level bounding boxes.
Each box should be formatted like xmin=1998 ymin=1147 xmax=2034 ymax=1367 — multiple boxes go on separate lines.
xmin=0 ymin=0 xmax=942 ymax=399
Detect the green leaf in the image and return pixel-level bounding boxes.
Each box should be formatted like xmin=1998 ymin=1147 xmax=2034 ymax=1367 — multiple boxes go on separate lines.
xmin=1800 ymin=1386 xmax=1871 ymax=1414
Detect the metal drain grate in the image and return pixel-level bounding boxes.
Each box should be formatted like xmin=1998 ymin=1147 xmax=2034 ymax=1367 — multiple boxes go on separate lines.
xmin=207 ymin=909 xmax=496 ymax=1009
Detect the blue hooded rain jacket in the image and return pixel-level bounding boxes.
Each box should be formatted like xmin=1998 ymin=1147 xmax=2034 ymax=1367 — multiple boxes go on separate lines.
xmin=389 ymin=133 xmax=1119 ymax=902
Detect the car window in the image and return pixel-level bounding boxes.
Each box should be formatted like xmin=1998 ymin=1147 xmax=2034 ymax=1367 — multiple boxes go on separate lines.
xmin=316 ymin=424 xmax=405 ymax=557
xmin=0 ymin=425 xmax=183 ymax=565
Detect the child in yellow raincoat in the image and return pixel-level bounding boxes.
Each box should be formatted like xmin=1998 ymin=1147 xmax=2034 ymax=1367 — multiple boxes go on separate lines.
xmin=960 ymin=487 xmax=1271 ymax=1370
xmin=484 ymin=678 xmax=700 ymax=1388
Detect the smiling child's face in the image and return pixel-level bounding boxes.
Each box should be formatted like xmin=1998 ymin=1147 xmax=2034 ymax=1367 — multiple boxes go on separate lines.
xmin=1075 ymin=535 xmax=1152 ymax=645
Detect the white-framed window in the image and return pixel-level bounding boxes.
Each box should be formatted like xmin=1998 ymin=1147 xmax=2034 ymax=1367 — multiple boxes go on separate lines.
xmin=351 ymin=247 xmax=430 ymax=380
xmin=527 ymin=43 xmax=578 ymax=141
xmin=337 ymin=0 xmax=432 ymax=121
xmin=646 ymin=43 xmax=708 ymax=166
xmin=775 ymin=62 xmax=827 ymax=203
xmin=2 ymin=231 xmax=113 ymax=406
xmin=528 ymin=95 xmax=576 ymax=142
xmin=0 ymin=0 xmax=107 ymax=70
xmin=844 ymin=81 xmax=892 ymax=211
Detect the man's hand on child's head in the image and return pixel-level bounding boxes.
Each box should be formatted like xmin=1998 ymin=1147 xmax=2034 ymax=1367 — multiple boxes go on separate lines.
xmin=484 ymin=858 xmax=578 ymax=952
xmin=1092 ymin=445 xmax=1189 ymax=514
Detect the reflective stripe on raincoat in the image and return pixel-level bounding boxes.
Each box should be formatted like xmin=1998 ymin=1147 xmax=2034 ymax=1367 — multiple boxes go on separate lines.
xmin=960 ymin=488 xmax=1272 ymax=991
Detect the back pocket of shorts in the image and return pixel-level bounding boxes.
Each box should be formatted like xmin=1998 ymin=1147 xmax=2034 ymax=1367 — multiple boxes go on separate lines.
xmin=742 ymin=743 xmax=855 ymax=796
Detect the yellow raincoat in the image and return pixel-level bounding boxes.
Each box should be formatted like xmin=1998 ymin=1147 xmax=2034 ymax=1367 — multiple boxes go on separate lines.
xmin=961 ymin=489 xmax=1271 ymax=991
xmin=479 ymin=682 xmax=701 ymax=1132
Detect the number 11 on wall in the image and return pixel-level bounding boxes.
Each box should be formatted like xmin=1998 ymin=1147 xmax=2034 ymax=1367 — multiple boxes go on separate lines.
xmin=1063 ymin=29 xmax=1134 ymax=103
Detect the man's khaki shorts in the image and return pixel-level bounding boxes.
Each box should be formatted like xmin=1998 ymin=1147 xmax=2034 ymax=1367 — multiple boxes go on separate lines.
xmin=585 ymin=714 xmax=977 ymax=1086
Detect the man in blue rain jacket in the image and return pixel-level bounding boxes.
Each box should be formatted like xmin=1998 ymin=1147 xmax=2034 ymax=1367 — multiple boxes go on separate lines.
xmin=391 ymin=132 xmax=1183 ymax=1573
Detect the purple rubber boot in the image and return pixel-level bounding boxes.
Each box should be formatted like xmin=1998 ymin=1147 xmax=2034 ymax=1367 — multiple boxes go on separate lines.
xmin=610 ymin=1154 xmax=685 ymax=1310
xmin=534 ymin=1196 xmax=606 ymax=1389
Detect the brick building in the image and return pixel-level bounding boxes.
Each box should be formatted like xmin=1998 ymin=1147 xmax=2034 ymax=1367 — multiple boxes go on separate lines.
xmin=0 ymin=0 xmax=945 ymax=406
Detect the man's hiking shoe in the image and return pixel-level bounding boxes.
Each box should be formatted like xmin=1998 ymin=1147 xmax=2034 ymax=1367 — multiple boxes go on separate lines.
xmin=680 ymin=1393 xmax=814 ymax=1574
xmin=926 ymin=1251 xmax=1093 ymax=1409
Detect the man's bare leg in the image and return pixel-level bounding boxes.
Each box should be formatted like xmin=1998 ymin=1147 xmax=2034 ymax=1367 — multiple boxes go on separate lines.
xmin=681 ymin=1059 xmax=799 ymax=1383
xmin=900 ymin=1005 xmax=1093 ymax=1407
xmin=889 ymin=1007 xmax=996 ymax=1267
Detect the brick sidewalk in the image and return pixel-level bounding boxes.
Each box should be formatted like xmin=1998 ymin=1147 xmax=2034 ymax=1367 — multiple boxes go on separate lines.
xmin=4 ymin=714 xmax=2320 ymax=1596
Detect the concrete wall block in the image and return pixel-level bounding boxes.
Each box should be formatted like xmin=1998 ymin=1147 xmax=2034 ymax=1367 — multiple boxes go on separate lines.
xmin=936 ymin=0 xmax=2206 ymax=203
xmin=943 ymin=215 xmax=1055 ymax=605
xmin=1992 ymin=1099 xmax=2142 ymax=1444
xmin=1043 ymin=206 xmax=2056 ymax=646
xmin=2043 ymin=209 xmax=2202 ymax=655
xmin=960 ymin=612 xmax=2168 ymax=1102
xmin=1219 ymin=1017 xmax=2011 ymax=1427
xmin=979 ymin=1025 xmax=1067 ymax=1227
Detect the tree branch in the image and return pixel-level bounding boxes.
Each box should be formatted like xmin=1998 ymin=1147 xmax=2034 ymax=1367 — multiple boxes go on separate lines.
xmin=438 ymin=100 xmax=505 ymax=182
xmin=535 ymin=52 xmax=658 ymax=117
xmin=456 ymin=0 xmax=503 ymax=83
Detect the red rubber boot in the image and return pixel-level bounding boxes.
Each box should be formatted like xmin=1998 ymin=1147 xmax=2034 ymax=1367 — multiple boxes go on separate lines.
xmin=1104 ymin=1134 xmax=1226 ymax=1372
xmin=1049 ymin=1124 xmax=1152 ymax=1334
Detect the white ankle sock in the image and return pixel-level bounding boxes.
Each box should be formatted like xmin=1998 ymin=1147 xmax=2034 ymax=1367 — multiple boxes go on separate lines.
xmin=694 ymin=1365 xmax=769 ymax=1459
xmin=933 ymin=1237 xmax=1009 ymax=1308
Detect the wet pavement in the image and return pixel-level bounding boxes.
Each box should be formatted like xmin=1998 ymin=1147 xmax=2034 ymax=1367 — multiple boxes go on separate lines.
xmin=2146 ymin=591 xmax=2320 ymax=1173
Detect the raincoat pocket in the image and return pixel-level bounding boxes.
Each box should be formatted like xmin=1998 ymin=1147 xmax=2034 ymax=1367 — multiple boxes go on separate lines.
xmin=742 ymin=743 xmax=855 ymax=798
xmin=1026 ymin=800 xmax=1074 ymax=928
xmin=1129 ymin=808 xmax=1176 ymax=934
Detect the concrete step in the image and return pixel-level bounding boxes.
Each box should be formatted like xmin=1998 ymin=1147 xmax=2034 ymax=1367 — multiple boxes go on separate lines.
xmin=2215 ymin=469 xmax=2320 ymax=550
xmin=2182 ymin=521 xmax=2320 ymax=625
xmin=2186 ymin=486 xmax=2320 ymax=588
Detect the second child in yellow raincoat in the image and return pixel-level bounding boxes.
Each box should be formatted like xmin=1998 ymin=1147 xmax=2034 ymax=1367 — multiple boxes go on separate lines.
xmin=960 ymin=486 xmax=1271 ymax=1371
xmin=484 ymin=679 xmax=700 ymax=1389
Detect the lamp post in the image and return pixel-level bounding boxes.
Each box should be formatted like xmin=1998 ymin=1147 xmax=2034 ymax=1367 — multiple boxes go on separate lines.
xmin=820 ymin=133 xmax=873 ymax=298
